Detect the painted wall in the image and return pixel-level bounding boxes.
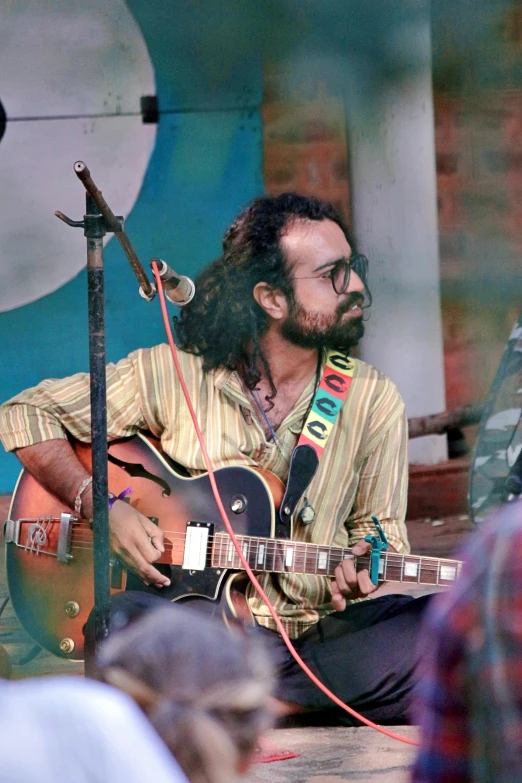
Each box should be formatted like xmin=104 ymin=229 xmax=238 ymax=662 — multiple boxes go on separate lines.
xmin=0 ymin=1 xmax=264 ymax=490
xmin=0 ymin=1 xmax=458 ymax=489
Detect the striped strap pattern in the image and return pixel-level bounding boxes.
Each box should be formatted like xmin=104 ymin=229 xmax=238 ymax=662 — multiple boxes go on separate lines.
xmin=298 ymin=350 xmax=354 ymax=455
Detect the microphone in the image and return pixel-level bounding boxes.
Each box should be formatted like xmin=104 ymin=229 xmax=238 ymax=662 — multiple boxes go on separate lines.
xmin=146 ymin=258 xmax=195 ymax=306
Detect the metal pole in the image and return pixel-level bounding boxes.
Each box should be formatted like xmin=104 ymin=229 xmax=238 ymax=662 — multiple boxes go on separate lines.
xmin=85 ymin=193 xmax=111 ymax=647
xmin=56 ymin=162 xmax=155 ymax=651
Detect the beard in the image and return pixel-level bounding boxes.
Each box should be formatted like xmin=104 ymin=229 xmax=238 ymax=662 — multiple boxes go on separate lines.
xmin=281 ymin=292 xmax=365 ymax=351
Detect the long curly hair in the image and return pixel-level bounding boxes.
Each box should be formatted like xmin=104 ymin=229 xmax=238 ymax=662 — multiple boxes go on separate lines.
xmin=174 ymin=192 xmax=355 ymax=397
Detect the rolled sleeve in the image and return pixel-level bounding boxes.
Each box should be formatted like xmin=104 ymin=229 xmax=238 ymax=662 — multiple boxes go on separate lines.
xmin=0 ymin=399 xmax=68 ymax=451
xmin=0 ymin=350 xmax=159 ymax=453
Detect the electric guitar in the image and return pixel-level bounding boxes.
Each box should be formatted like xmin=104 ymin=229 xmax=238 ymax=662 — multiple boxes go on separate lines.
xmin=3 ymin=434 xmax=463 ymax=660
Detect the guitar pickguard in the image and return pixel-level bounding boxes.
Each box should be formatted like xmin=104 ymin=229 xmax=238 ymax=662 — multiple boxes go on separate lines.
xmin=125 ymin=565 xmax=228 ymax=605
xmin=169 ymin=565 xmax=227 ymax=602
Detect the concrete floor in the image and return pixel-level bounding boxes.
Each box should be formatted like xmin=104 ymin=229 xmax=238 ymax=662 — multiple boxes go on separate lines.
xmin=247 ymin=726 xmax=419 ymax=783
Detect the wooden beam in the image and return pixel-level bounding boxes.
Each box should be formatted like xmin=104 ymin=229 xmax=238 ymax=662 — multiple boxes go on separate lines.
xmin=408 ymin=403 xmax=484 ymax=439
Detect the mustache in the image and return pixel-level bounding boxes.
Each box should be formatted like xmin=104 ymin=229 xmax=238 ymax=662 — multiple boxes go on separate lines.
xmin=337 ymin=293 xmax=365 ymax=316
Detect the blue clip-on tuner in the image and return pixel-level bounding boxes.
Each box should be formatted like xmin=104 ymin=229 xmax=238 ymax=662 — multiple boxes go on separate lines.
xmin=364 ymin=515 xmax=389 ymax=585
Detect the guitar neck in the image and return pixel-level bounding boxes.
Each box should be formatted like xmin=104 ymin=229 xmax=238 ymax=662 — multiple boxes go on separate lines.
xmin=211 ymin=532 xmax=463 ymax=587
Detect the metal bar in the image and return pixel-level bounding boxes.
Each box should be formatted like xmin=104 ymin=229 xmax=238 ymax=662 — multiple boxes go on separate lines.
xmin=408 ymin=403 xmax=484 ymax=440
xmin=74 ymin=161 xmax=154 ymax=299
xmin=85 ymin=194 xmax=111 ymax=647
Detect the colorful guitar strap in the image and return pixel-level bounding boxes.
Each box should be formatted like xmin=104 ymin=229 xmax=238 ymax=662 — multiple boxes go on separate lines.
xmin=276 ymin=350 xmax=355 ymax=538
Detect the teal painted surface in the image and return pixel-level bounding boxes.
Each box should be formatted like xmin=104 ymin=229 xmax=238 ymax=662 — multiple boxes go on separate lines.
xmin=0 ymin=3 xmax=263 ymax=491
xmin=127 ymin=0 xmax=264 ymax=111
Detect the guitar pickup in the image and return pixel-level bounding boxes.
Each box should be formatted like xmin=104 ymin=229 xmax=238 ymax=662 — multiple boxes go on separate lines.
xmin=182 ymin=522 xmax=212 ymax=571
xmin=57 ymin=513 xmax=74 ymax=563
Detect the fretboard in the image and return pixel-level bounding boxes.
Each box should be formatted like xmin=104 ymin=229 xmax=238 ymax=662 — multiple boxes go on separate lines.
xmin=211 ymin=532 xmax=462 ymax=587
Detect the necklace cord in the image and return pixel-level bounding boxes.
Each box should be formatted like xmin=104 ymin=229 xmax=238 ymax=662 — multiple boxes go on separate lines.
xmin=151 ymin=261 xmax=418 ymax=747
xmin=250 ymin=352 xmax=321 ymax=453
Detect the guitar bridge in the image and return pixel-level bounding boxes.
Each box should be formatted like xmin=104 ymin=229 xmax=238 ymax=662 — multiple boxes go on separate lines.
xmin=4 ymin=518 xmax=20 ymax=545
xmin=5 ymin=514 xmax=76 ymax=562
xmin=182 ymin=522 xmax=213 ymax=571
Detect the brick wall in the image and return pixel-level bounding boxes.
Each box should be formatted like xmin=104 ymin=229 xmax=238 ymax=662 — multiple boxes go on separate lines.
xmin=262 ymin=81 xmax=522 ymax=437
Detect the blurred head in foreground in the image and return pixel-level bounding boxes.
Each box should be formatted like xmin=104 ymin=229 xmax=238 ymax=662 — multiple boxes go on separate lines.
xmin=0 ymin=676 xmax=187 ymax=783
xmin=97 ymin=605 xmax=274 ymax=783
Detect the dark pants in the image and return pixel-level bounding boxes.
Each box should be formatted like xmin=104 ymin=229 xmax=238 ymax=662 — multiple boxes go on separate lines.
xmin=85 ymin=590 xmax=432 ymax=725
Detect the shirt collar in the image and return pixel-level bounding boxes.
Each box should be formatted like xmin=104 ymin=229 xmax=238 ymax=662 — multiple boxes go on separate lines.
xmin=213 ymin=349 xmax=345 ymax=432
xmin=214 ymin=366 xmax=251 ymax=407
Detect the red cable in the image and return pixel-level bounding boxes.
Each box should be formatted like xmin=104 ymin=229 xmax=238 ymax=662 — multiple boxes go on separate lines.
xmin=152 ymin=262 xmax=419 ymax=747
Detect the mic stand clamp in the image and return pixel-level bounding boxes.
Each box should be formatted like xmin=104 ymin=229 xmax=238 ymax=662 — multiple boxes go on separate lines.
xmin=56 ymin=210 xmax=124 ymax=235
xmin=58 ymin=161 xmax=156 ymax=302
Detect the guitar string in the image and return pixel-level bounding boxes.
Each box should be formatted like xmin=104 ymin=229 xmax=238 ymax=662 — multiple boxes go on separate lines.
xmin=36 ymin=531 xmax=457 ymax=564
xmin=60 ymin=547 xmax=457 ymax=572
xmin=46 ymin=539 xmax=459 ymax=574
xmin=20 ymin=521 xmax=459 ymax=574
xmin=63 ymin=551 xmax=456 ymax=577
xmin=26 ymin=544 xmax=457 ymax=584
xmin=66 ymin=525 xmax=458 ymax=562
xmin=25 ymin=541 xmax=455 ymax=585
xmin=66 ymin=530 xmax=459 ymax=566
xmin=64 ymin=552 xmax=455 ymax=573
xmin=20 ymin=510 xmax=460 ymax=574
xmin=47 ymin=526 xmax=458 ymax=568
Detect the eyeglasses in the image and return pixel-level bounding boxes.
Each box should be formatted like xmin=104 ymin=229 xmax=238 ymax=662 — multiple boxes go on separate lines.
xmin=293 ymin=253 xmax=370 ymax=297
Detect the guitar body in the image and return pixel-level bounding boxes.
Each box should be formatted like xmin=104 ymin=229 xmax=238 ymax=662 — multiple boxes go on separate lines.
xmin=5 ymin=434 xmax=464 ymax=662
xmin=5 ymin=434 xmax=283 ymax=660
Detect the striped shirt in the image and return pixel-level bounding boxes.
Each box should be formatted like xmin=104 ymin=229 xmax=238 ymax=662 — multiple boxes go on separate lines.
xmin=0 ymin=344 xmax=410 ymax=637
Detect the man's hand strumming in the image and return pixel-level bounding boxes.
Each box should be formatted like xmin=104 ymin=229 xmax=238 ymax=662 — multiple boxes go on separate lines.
xmin=109 ymin=501 xmax=170 ymax=589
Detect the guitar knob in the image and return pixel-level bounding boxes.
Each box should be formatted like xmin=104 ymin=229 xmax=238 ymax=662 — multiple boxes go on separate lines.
xmin=231 ymin=495 xmax=247 ymax=514
xmin=64 ymin=601 xmax=80 ymax=618
xmin=59 ymin=638 xmax=75 ymax=654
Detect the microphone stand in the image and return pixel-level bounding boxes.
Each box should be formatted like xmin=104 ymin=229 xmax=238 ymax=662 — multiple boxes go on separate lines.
xmin=56 ymin=161 xmax=155 ymax=651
